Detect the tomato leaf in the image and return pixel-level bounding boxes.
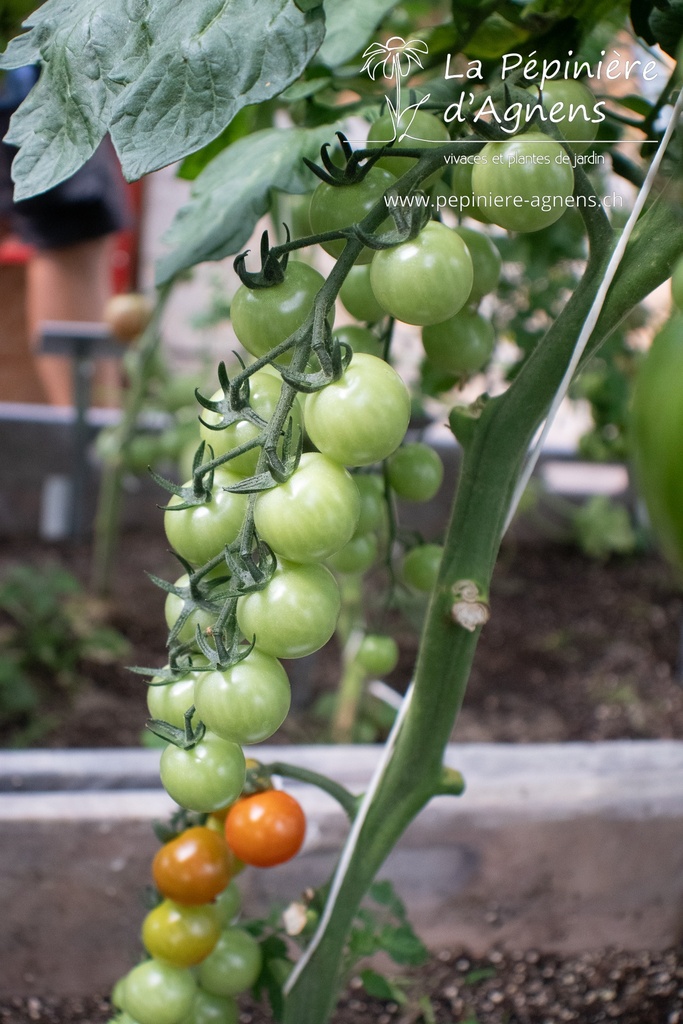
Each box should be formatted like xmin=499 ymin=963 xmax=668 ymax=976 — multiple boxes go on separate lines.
xmin=155 ymin=125 xmax=333 ymax=284
xmin=318 ymin=0 xmax=402 ymax=66
xmin=359 ymin=969 xmax=406 ymax=1002
xmin=2 ymin=0 xmax=325 ymax=199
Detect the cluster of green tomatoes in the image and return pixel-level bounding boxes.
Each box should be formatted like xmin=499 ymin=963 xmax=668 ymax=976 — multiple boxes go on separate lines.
xmin=108 ymin=91 xmax=597 ymax=1022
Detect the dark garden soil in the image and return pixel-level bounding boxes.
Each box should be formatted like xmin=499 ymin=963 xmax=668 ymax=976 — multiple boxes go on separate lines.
xmin=3 ymin=947 xmax=682 ymax=1023
xmin=2 ymin=529 xmax=683 ymax=748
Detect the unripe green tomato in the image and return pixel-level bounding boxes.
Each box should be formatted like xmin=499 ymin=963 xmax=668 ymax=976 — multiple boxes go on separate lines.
xmin=528 ymin=78 xmax=599 ymax=152
xmin=631 ymin=314 xmax=683 ymax=571
xmin=164 ymin=468 xmax=248 ymax=567
xmin=357 ymin=634 xmax=399 ymax=675
xmin=387 ymin=442 xmax=444 ymax=502
xmin=199 ymin=370 xmax=303 ymax=475
xmin=212 ymin=881 xmax=241 ymax=927
xmin=354 ymin=474 xmax=385 ymax=534
xmin=449 ymin=161 xmax=490 ymax=223
xmin=254 ymin=452 xmax=360 ymax=562
xmin=452 ymin=226 xmax=502 ymax=304
xmin=332 ymin=324 xmax=381 ymax=357
xmin=305 ymin=353 xmax=411 ymax=466
xmin=366 ymin=109 xmax=449 ymax=183
xmin=402 ymin=544 xmax=443 ymax=592
xmin=421 ymin=308 xmax=495 ymax=377
xmin=339 ymin=264 xmax=386 ymax=322
xmin=198 ymin=928 xmax=263 ymax=998
xmin=122 ymin=960 xmax=196 ymax=1024
xmin=472 ymin=131 xmax=574 ymax=233
xmin=236 ymin=560 xmax=341 ymax=659
xmin=309 ymin=166 xmax=397 ymax=263
xmin=193 ymin=649 xmax=291 ymax=745
xmin=147 ymin=660 xmax=208 ymax=730
xmin=160 ymin=733 xmax=246 ymax=813
xmin=327 ymin=532 xmax=378 ymax=574
xmin=142 ymin=900 xmax=221 ymax=968
xmin=111 ymin=978 xmax=128 ymax=1011
xmin=184 ymin=989 xmax=239 ymax=1024
xmin=370 ymin=221 xmax=474 ymax=326
xmin=230 ymin=262 xmax=329 ymax=360
xmin=672 ymin=256 xmax=683 ymax=309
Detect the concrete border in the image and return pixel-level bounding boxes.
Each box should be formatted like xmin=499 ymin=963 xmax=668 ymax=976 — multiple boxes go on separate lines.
xmin=1 ymin=741 xmax=682 ymax=995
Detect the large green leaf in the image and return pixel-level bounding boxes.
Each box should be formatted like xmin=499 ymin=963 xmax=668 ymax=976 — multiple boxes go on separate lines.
xmin=318 ymin=0 xmax=401 ymax=67
xmin=156 ymin=124 xmax=334 ymax=284
xmin=1 ymin=0 xmax=325 ymax=199
xmin=109 ymin=0 xmax=326 ymax=180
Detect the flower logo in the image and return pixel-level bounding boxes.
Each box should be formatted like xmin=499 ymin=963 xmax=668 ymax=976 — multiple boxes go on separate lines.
xmin=360 ymin=36 xmax=431 ymax=142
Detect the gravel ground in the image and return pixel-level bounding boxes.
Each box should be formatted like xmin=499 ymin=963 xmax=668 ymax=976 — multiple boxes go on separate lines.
xmin=3 ymin=948 xmax=682 ymax=1023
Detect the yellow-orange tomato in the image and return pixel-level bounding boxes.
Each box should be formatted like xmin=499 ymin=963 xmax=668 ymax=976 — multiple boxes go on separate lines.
xmin=152 ymin=826 xmax=233 ymax=905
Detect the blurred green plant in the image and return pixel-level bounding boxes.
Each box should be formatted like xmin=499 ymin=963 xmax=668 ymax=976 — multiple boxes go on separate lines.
xmin=0 ymin=564 xmax=130 ymax=744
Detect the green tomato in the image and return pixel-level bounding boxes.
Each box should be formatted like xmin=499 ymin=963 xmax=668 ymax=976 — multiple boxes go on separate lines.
xmin=193 ymin=649 xmax=290 ymax=745
xmin=332 ymin=324 xmax=382 ymax=357
xmin=354 ymin=474 xmax=385 ymax=535
xmin=183 ymin=989 xmax=238 ymax=1024
xmin=339 ymin=264 xmax=386 ymax=322
xmin=672 ymin=256 xmax=683 ymax=309
xmin=147 ymin=661 xmax=208 ymax=730
xmin=529 ymin=78 xmax=600 ymax=152
xmin=254 ymin=452 xmax=360 ymax=562
xmin=305 ymin=353 xmax=410 ymax=467
xmin=198 ymin=928 xmax=263 ymax=998
xmin=160 ymin=733 xmax=246 ymax=813
xmin=366 ymin=109 xmax=449 ymax=183
xmin=452 ymin=226 xmax=502 ymax=304
xmin=122 ymin=960 xmax=196 ymax=1024
xmin=212 ymin=882 xmax=241 ymax=928
xmin=472 ymin=131 xmax=574 ymax=233
xmin=230 ymin=262 xmax=328 ymax=360
xmin=370 ymin=221 xmax=474 ymax=326
xmin=449 ymin=160 xmax=490 ymax=223
xmin=357 ymin=634 xmax=399 ymax=676
xmin=164 ymin=468 xmax=248 ymax=567
xmin=198 ymin=370 xmax=303 ymax=475
xmin=402 ymin=544 xmax=443 ymax=592
xmin=422 ymin=308 xmax=495 ymax=376
xmin=165 ymin=573 xmax=227 ymax=647
xmin=327 ymin=532 xmax=378 ymax=574
xmin=142 ymin=900 xmax=221 ymax=968
xmin=388 ymin=442 xmax=444 ymax=502
xmin=309 ymin=166 xmax=396 ymax=263
xmin=236 ymin=560 xmax=341 ymax=659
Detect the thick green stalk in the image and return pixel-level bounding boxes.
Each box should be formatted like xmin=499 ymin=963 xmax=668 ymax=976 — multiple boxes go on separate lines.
xmin=282 ymin=193 xmax=683 ymax=1024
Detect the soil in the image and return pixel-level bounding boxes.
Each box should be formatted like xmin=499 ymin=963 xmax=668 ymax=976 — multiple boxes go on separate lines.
xmin=2 ymin=947 xmax=682 ymax=1023
xmin=1 ymin=530 xmax=683 ymax=747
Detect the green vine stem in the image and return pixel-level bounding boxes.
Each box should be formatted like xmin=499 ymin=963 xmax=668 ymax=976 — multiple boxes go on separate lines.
xmin=91 ymin=281 xmax=175 ymax=596
xmin=264 ymin=762 xmax=359 ymax=820
xmin=281 ymin=155 xmax=683 ymax=1024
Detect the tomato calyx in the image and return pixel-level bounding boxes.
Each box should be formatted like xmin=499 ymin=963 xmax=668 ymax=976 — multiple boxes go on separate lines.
xmin=151 ymin=440 xmax=215 ymax=510
xmin=233 ymin=227 xmax=291 ymax=289
xmin=147 ymin=703 xmax=206 ymax=749
xmin=303 ymin=130 xmax=387 ymax=187
xmin=279 ymin=325 xmax=353 ymax=394
xmin=354 ymin=197 xmax=430 ymax=253
xmin=197 ymin=360 xmax=269 ymax=435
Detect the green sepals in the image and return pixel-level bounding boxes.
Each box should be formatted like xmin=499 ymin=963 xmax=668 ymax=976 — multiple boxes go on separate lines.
xmin=197 ymin=360 xmax=267 ymax=433
xmin=146 ymin=705 xmax=205 ymax=748
xmin=303 ymin=131 xmax=388 ymax=186
xmin=233 ymin=228 xmax=290 ymax=289
xmin=151 ymin=441 xmax=214 ymax=510
xmin=280 ymin=330 xmax=352 ymax=393
xmin=152 ymin=807 xmax=209 ymax=845
xmin=194 ymin=625 xmax=256 ymax=673
xmin=354 ymin=199 xmax=430 ymax=252
xmin=219 ymin=419 xmax=302 ymax=492
xmin=223 ymin=540 xmax=278 ymax=596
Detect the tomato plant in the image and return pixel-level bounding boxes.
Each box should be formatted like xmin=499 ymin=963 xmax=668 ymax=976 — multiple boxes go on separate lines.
xmin=152 ymin=827 xmax=235 ymax=906
xmin=225 ymin=790 xmax=306 ymax=867
xmin=370 ymin=221 xmax=474 ymax=326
